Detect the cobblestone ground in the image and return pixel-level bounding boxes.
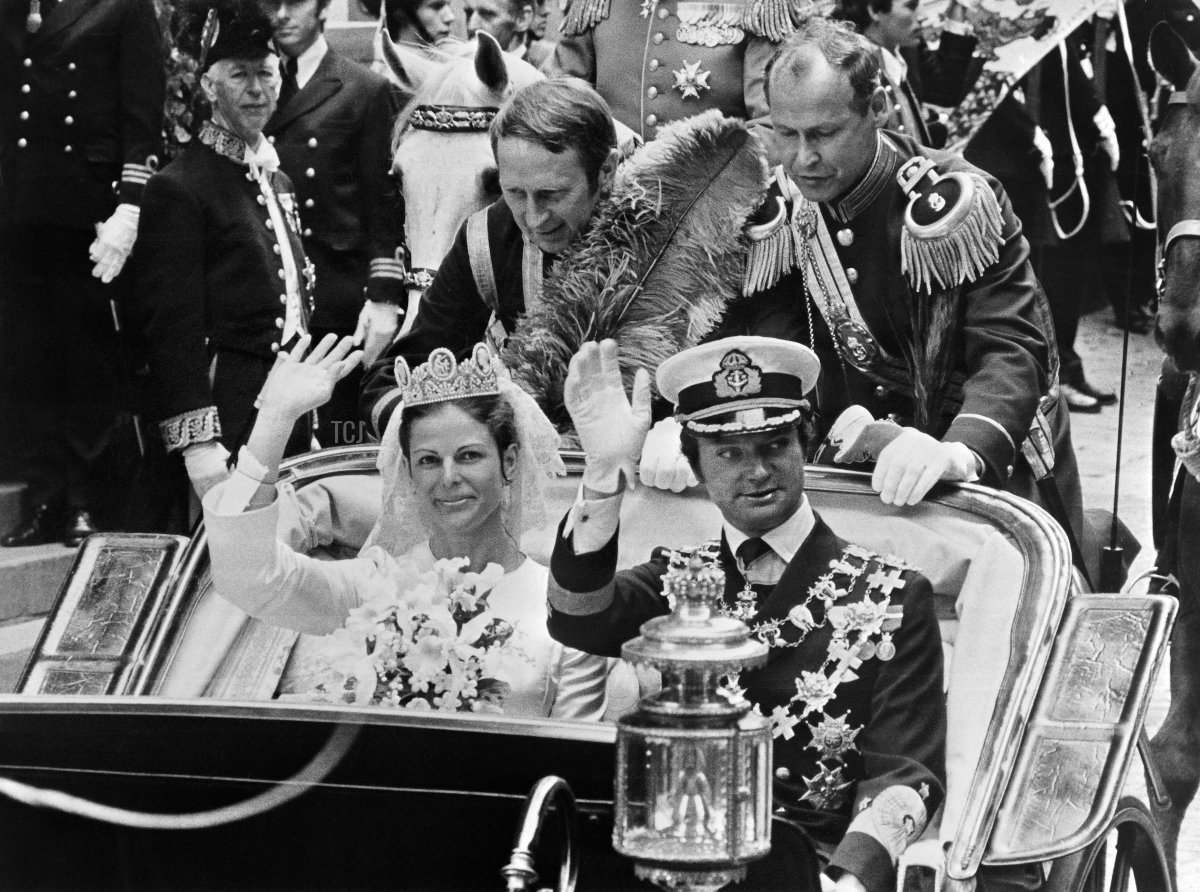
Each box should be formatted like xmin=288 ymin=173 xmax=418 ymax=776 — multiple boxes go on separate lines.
xmin=1073 ymin=309 xmax=1198 ymax=891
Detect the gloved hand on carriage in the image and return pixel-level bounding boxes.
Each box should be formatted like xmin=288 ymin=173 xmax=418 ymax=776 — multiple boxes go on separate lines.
xmin=564 ymin=339 xmax=653 ymax=496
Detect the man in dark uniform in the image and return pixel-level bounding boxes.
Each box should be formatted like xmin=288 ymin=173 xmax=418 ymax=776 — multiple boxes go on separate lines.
xmin=711 ymin=17 xmax=1084 ymax=551
xmin=548 ymin=337 xmax=945 ymax=892
xmin=134 ymin=0 xmax=315 ymax=499
xmin=0 ymin=0 xmax=163 ymax=545
xmin=544 ymin=0 xmax=814 ymax=140
xmin=263 ymin=0 xmax=403 ymax=447
xmin=359 ymin=77 xmax=618 ymax=437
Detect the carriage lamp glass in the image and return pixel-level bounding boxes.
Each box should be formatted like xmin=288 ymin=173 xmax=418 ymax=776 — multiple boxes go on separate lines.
xmin=614 ymin=553 xmax=771 ymax=891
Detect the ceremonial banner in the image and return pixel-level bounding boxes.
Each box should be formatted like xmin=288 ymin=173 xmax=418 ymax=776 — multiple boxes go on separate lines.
xmin=919 ymin=0 xmax=1112 ymax=152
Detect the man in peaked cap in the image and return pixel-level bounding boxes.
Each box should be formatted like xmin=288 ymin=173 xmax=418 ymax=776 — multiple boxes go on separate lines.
xmin=134 ymin=0 xmax=316 ymax=501
xmin=547 ymin=337 xmax=945 ymax=892
xmin=0 ymin=0 xmax=164 ymax=545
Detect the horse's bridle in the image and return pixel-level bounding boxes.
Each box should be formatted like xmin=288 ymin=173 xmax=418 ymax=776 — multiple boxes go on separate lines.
xmin=409 ymin=104 xmax=499 ymax=132
xmin=1156 ymin=91 xmax=1200 ymax=298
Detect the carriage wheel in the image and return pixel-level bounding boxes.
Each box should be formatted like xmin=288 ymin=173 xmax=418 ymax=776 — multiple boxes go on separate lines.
xmin=1042 ymin=797 xmax=1174 ymax=892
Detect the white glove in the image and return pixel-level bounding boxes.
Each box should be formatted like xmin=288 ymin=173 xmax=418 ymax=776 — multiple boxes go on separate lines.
xmin=1094 ymin=106 xmax=1120 ymax=172
xmin=872 ymin=428 xmax=979 ymax=506
xmin=89 ymin=203 xmax=140 ymax=283
xmin=563 ymin=339 xmax=653 ymax=494
xmin=638 ymin=417 xmax=698 ymax=492
xmin=183 ymin=440 xmax=232 ymax=498
xmin=353 ymin=300 xmax=402 ymax=367
xmin=1032 ymin=126 xmax=1054 ymax=190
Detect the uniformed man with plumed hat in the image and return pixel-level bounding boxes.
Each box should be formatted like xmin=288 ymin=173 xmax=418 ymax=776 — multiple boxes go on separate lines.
xmin=548 ymin=336 xmax=945 ymax=892
xmin=0 ymin=0 xmax=164 ymax=545
xmin=134 ymin=0 xmax=316 ymax=499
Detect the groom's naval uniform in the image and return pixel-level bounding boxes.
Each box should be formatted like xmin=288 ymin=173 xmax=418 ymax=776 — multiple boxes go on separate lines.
xmin=547 ymin=338 xmax=946 ymax=892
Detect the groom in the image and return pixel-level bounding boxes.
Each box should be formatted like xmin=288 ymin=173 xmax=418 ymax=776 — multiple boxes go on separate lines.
xmin=546 ymin=337 xmax=946 ymax=892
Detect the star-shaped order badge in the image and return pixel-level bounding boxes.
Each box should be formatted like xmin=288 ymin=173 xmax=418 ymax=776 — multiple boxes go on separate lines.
xmin=800 ymin=763 xmax=852 ymax=810
xmin=806 ymin=712 xmax=861 ymax=759
xmin=673 ymin=60 xmax=712 ymax=100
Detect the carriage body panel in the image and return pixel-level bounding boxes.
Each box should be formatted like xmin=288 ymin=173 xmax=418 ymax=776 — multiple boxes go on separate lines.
xmin=9 ymin=446 xmax=1175 ymax=888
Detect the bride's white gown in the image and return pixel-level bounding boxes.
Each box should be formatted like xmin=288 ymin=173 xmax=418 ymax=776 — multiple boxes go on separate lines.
xmin=203 ymin=481 xmax=611 ymax=720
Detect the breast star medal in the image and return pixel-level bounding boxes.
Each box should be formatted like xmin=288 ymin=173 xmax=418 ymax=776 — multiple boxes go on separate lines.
xmin=673 ymin=60 xmax=712 ymax=100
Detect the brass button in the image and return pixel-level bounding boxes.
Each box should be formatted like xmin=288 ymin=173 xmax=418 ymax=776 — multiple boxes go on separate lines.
xmin=645 ymin=114 xmax=658 ymax=126
xmin=846 ymin=268 xmax=859 ymax=285
xmin=19 ymin=111 xmax=28 ymax=121
xmin=874 ymin=385 xmax=887 ymax=399
xmin=648 ymin=59 xmax=660 ymax=71
xmin=279 ymin=293 xmax=287 ymax=303
xmin=275 ymin=318 xmax=284 ymax=329
xmin=23 ymin=58 xmax=31 ymax=67
xmin=307 ymin=137 xmax=318 ymax=148
xmin=278 ymin=269 xmax=286 ymax=280
xmin=836 ymin=228 xmax=853 ymax=247
xmin=16 ymin=138 xmax=26 ymax=148
xmin=271 ymin=342 xmax=281 ymax=352
xmin=1006 ymin=464 xmax=1014 ymax=477
xmin=266 ymin=218 xmax=274 ymax=229
xmin=67 ymin=62 xmax=76 ymax=72
xmin=63 ymin=144 xmax=72 ymax=152
xmin=305 ymin=167 xmax=315 ymax=178
xmin=20 ymin=84 xmax=30 ymax=94
xmin=657 ymin=6 xmax=669 ymax=17
xmin=647 ymin=86 xmax=658 ymax=99
xmin=894 ymin=104 xmax=902 ymax=113
xmin=652 ymin=32 xmax=664 ymax=44
xmin=257 ymin=194 xmax=266 ymax=205
xmin=304 ymin=198 xmax=314 ymax=208
xmin=273 ymin=244 xmax=281 ymax=255
xmin=897 ymin=125 xmax=907 ymax=133
xmin=303 ymin=227 xmax=312 ymax=236
xmin=68 ymin=90 xmax=76 ymax=99
xmin=64 ymin=116 xmax=73 ymax=125
xmin=267 ymin=135 xmax=276 ymax=144
xmin=774 ymin=767 xmax=790 ymax=780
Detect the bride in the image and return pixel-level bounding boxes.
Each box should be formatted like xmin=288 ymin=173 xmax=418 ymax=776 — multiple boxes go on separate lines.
xmin=203 ymin=334 xmax=612 ymax=719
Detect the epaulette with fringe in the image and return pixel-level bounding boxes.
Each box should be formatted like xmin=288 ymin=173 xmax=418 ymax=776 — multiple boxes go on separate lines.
xmin=896 ymin=156 xmax=1004 ymax=294
xmin=561 ymin=0 xmax=823 ymax=40
xmin=743 ymin=165 xmax=802 ymax=295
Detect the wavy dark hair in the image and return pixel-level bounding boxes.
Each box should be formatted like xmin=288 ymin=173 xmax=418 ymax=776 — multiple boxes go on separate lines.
xmin=360 ymin=0 xmax=431 ymax=42
xmin=399 ymin=395 xmax=518 ymax=482
xmin=489 ymin=78 xmax=617 ymax=193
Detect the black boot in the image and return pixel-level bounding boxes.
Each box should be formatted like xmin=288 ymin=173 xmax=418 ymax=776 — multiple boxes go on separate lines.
xmin=1 ymin=501 xmax=64 ymax=547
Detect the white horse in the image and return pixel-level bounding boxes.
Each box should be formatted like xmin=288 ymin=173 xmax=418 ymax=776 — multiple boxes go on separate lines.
xmin=380 ymin=30 xmax=543 ymax=327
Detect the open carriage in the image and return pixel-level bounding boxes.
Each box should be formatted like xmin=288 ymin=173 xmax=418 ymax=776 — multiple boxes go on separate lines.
xmin=2 ymin=446 xmax=1178 ymax=891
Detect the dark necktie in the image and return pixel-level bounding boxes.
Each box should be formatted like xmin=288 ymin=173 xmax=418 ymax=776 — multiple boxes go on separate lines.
xmin=278 ymin=56 xmax=299 ymax=109
xmin=736 ymin=537 xmax=772 ymax=572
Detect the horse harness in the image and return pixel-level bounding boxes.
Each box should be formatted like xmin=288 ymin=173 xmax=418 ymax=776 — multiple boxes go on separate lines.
xmin=399 ymin=104 xmax=503 ymax=294
xmin=1157 ymin=91 xmax=1200 ymax=300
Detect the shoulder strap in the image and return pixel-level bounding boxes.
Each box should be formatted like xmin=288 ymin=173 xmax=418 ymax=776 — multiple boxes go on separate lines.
xmin=466 ymin=209 xmax=500 ymax=313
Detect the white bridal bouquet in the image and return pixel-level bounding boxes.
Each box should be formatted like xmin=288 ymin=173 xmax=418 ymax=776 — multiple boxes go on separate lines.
xmin=298 ymin=554 xmax=522 ymax=712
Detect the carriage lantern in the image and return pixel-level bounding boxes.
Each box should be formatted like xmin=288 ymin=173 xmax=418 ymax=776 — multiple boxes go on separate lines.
xmin=614 ymin=552 xmax=772 ymax=891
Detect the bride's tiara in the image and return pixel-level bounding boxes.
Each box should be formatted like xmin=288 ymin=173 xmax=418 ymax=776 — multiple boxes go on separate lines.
xmin=395 ymin=343 xmax=501 ymax=409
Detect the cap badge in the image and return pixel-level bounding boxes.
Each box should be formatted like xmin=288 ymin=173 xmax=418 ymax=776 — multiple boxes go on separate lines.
xmin=712 ymin=349 xmax=762 ymax=398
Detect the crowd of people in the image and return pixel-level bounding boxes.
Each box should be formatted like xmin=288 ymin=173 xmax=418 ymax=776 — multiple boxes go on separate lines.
xmin=1 ymin=0 xmax=1195 ymax=888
